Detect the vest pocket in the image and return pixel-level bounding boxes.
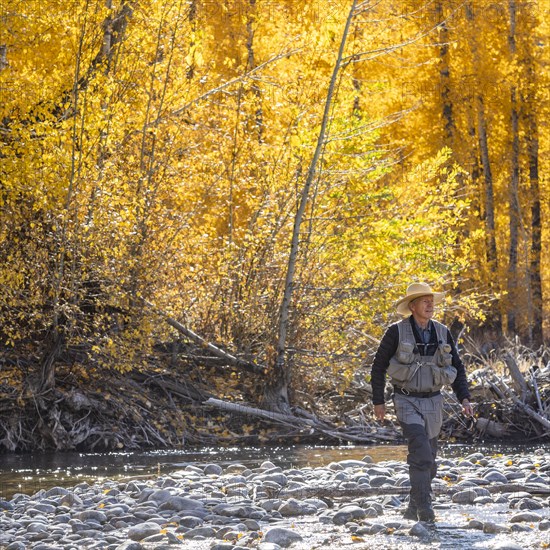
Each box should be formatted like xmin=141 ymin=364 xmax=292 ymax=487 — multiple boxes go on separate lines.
xmin=395 ymin=341 xmax=415 ymax=364
xmin=387 ymin=357 xmax=419 ymax=384
xmin=431 ymin=364 xmax=457 ymax=386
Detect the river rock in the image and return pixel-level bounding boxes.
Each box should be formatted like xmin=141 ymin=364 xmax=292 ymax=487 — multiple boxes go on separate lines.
xmin=483 ymin=521 xmax=510 ymax=534
xmin=159 ymin=496 xmax=205 ymax=512
xmin=182 ymin=526 xmax=216 ymax=538
xmin=451 ymin=489 xmax=478 ymax=504
xmin=127 ymin=521 xmax=161 ymax=541
xmin=483 ymin=470 xmax=509 ymax=483
xmin=409 ymin=521 xmax=432 ymax=538
xmin=510 ymin=511 xmax=542 ymax=523
xmin=517 ymin=497 xmax=543 ymax=510
xmin=262 ymin=527 xmax=303 ymax=547
xmin=204 ymin=464 xmax=223 ymax=476
xmin=278 ymin=498 xmax=315 ymax=517
xmin=332 ymin=505 xmax=367 ymax=525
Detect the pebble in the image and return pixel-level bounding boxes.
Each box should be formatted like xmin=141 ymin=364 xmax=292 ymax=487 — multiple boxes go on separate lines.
xmin=0 ymin=451 xmax=547 ymax=549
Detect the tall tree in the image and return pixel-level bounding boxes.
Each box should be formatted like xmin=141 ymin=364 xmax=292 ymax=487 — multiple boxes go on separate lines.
xmin=265 ymin=0 xmax=358 ymax=412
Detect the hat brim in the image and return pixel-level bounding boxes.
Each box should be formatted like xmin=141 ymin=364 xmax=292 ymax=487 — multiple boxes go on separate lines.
xmin=395 ymin=291 xmax=446 ymax=316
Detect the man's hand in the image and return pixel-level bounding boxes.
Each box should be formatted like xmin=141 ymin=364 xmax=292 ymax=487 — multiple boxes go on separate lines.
xmin=374 ymin=404 xmax=386 ymax=422
xmin=462 ymin=399 xmax=474 ymax=417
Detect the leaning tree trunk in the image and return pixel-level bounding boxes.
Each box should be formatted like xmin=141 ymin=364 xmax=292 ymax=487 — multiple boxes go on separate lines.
xmin=264 ymin=0 xmax=358 ymax=413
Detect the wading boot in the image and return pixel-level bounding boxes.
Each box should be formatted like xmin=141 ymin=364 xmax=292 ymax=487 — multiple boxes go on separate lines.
xmin=417 ymin=507 xmax=435 ymax=523
xmin=410 ymin=469 xmax=434 ymax=523
xmin=402 ymin=500 xmax=418 ymax=520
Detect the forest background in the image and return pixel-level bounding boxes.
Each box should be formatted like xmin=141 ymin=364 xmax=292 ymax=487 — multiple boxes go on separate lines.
xmin=0 ymin=0 xmax=548 ymax=452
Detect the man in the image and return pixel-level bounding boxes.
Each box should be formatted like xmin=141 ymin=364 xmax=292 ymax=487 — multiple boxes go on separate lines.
xmin=371 ymin=282 xmax=473 ymax=522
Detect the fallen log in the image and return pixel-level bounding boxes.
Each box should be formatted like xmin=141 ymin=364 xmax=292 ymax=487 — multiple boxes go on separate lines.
xmin=203 ymin=397 xmax=398 ymax=443
xmin=475 ymin=417 xmax=510 ymax=438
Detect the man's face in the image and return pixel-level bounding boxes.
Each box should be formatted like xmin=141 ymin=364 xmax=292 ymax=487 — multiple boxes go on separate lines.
xmin=409 ymin=295 xmax=434 ymax=321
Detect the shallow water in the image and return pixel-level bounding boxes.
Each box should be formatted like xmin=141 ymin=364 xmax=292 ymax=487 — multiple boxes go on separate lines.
xmin=1 ymin=441 xmax=548 ymax=501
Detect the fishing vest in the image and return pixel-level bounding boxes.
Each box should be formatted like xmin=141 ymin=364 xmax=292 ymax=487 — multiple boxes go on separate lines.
xmin=386 ymin=319 xmax=458 ymax=393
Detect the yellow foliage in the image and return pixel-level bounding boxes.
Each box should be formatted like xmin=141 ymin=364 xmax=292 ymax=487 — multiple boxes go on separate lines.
xmin=0 ymin=0 xmax=547 ymax=394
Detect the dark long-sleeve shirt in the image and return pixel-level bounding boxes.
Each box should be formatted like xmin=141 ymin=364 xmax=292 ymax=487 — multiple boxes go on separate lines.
xmin=370 ymin=316 xmax=471 ymax=405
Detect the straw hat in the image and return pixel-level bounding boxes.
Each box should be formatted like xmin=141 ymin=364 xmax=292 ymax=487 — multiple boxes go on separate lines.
xmin=395 ymin=282 xmax=446 ymax=316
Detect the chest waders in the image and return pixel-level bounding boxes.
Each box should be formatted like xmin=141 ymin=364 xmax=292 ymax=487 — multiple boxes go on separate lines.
xmin=389 ymin=319 xmax=458 ymax=522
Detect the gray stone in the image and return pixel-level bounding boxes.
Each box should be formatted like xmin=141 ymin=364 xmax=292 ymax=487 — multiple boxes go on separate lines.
xmin=409 ymin=522 xmax=431 ymax=538
xmin=0 ymin=499 xmax=14 ymax=511
xmin=302 ymin=498 xmax=328 ymax=511
xmin=212 ymin=504 xmax=265 ymax=519
xmin=204 ymin=464 xmax=223 ymax=476
xmin=77 ymin=510 xmax=108 ymax=524
xmin=262 ymin=527 xmax=303 ymax=548
xmin=483 ymin=522 xmax=510 ymax=534
xmin=158 ymin=496 xmax=205 ymax=512
xmin=256 ymin=473 xmax=288 ymax=487
xmin=356 ymin=523 xmax=387 ymax=535
xmin=338 ymin=460 xmax=370 ymax=469
xmin=483 ymin=471 xmax=509 ymax=483
xmin=467 ymin=519 xmax=484 ymax=530
xmin=539 ymin=520 xmax=550 ymax=531
xmin=179 ymin=516 xmax=203 ymax=528
xmin=244 ymin=518 xmax=261 ymax=531
xmin=332 ymin=505 xmax=367 ymax=525
xmin=473 ymin=496 xmax=493 ymax=505
xmin=278 ymin=499 xmax=312 ymax=517
xmin=182 ymin=526 xmax=216 ymax=539
xmin=369 ymin=476 xmax=394 ymax=487
xmin=510 ymin=512 xmax=542 ymax=523
xmin=517 ymin=498 xmax=543 ymax=510
xmin=127 ymin=522 xmax=161 ymax=541
xmin=145 ymin=490 xmax=172 ymax=504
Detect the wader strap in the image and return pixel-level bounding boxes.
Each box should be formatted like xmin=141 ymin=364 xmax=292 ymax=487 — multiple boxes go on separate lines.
xmin=432 ymin=320 xmax=448 ymax=345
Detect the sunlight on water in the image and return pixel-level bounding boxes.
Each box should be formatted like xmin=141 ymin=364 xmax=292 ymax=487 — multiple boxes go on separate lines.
xmin=0 ymin=441 xmax=548 ymax=500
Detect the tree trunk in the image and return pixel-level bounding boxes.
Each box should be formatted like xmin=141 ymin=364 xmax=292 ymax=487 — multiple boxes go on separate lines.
xmin=465 ymin=4 xmax=497 ymax=268
xmin=526 ymin=113 xmax=542 ymax=346
xmin=435 ymin=1 xmax=455 ymax=144
xmin=265 ymin=0 xmax=358 ymax=413
xmin=507 ymin=0 xmax=520 ymax=336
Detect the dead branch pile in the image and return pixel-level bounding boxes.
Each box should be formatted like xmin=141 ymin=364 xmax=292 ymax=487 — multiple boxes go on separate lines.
xmin=1 ymin=320 xmax=549 ymax=452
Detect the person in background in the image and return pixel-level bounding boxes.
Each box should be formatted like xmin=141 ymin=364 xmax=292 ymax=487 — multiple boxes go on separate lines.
xmin=370 ymin=282 xmax=473 ymax=522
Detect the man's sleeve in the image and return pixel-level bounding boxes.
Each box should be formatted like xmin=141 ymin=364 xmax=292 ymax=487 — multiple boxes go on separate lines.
xmin=371 ymin=324 xmax=399 ymax=405
xmin=448 ymin=331 xmax=471 ymax=403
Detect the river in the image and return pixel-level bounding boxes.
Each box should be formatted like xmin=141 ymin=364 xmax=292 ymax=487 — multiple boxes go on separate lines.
xmin=1 ymin=441 xmax=547 ymax=501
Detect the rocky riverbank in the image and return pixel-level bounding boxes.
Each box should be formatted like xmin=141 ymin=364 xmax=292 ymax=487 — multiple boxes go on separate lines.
xmin=0 ymin=449 xmax=549 ymax=550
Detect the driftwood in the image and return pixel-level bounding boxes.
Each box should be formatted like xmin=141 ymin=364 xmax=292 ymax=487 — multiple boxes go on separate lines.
xmin=496 ymin=374 xmax=550 ymax=432
xmin=204 ymin=397 xmax=399 ymax=443
xmin=474 ymin=417 xmax=510 ymax=438
xmin=502 ymin=352 xmax=530 ymax=400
